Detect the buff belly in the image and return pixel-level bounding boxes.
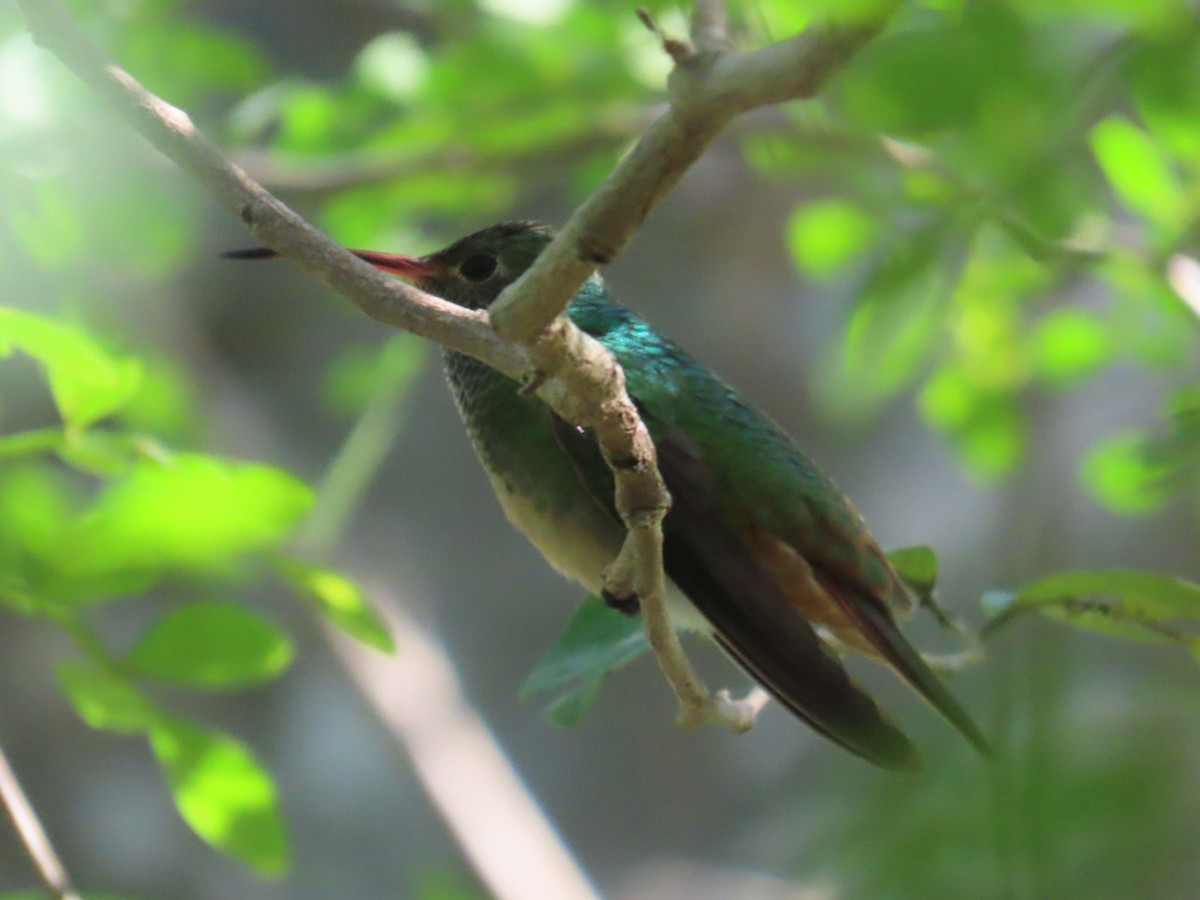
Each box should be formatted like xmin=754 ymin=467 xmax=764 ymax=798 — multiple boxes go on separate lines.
xmin=487 ymin=471 xmax=711 ymax=633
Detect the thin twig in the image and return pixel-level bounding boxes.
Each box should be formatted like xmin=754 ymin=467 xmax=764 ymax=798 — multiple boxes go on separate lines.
xmin=0 ymin=738 xmax=81 ymax=900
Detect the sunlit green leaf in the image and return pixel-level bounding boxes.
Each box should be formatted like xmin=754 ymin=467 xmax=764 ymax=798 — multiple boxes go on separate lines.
xmin=127 ymin=602 xmax=294 ymax=688
xmin=521 ymin=595 xmax=648 ymax=699
xmin=787 ymin=199 xmax=877 ymax=278
xmin=149 ymin=718 xmax=287 ymax=875
xmin=57 ymin=430 xmax=135 ymax=476
xmin=0 ymin=465 xmax=80 ymax=611
xmin=919 ymin=366 xmax=1025 ymax=480
xmin=1081 ymin=431 xmax=1171 ymax=515
xmin=1032 ymin=309 xmax=1113 ymax=387
xmin=58 ymin=660 xmax=159 ymax=734
xmin=1090 ymin=116 xmax=1183 ymax=226
xmin=0 ymin=309 xmax=143 ymax=429
xmin=835 ymin=264 xmax=947 ymax=407
xmin=67 ymin=453 xmax=312 ymax=578
xmin=276 ymin=558 xmax=394 ymax=652
xmin=888 ymin=545 xmax=938 ymax=597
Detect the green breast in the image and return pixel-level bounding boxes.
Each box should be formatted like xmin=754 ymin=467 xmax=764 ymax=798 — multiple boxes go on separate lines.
xmin=442 ymin=349 xmax=623 ymax=591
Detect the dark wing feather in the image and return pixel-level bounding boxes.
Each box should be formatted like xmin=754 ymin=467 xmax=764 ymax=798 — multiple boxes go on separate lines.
xmin=550 ymin=416 xmax=922 ymax=771
xmin=819 ymin=577 xmax=991 ymax=757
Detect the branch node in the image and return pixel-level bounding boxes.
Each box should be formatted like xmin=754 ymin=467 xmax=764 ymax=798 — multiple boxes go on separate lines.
xmin=635 ymin=7 xmax=697 ymax=63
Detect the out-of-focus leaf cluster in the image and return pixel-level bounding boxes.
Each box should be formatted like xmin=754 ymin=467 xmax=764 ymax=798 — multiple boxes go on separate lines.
xmin=0 ymin=308 xmax=395 ymax=873
xmin=756 ymin=2 xmax=1200 ymax=491
xmin=227 ymin=1 xmax=660 ymax=249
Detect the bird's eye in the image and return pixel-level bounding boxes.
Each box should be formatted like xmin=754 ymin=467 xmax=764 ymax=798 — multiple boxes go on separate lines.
xmin=458 ymin=253 xmax=498 ymax=283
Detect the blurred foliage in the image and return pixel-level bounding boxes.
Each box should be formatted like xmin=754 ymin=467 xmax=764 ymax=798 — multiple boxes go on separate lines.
xmin=4 ymin=0 xmax=1200 ymax=896
xmin=0 ymin=307 xmax=395 ymax=874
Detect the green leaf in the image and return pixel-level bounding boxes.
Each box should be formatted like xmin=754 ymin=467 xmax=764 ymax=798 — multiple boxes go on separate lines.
xmin=887 ymin=545 xmax=938 ymax=598
xmin=1090 ymin=116 xmax=1183 ymax=226
xmin=545 ymin=677 xmax=603 ymax=728
xmin=919 ymin=366 xmax=1026 ymax=480
xmin=0 ymin=308 xmax=143 ymax=429
xmin=67 ymin=453 xmax=312 ymax=578
xmin=521 ymin=596 xmax=648 ymax=708
xmin=1081 ymin=431 xmax=1171 ymax=515
xmin=1032 ymin=309 xmax=1113 ymax=387
xmin=58 ymin=660 xmax=159 ymax=734
xmin=57 ymin=430 xmax=136 ymax=476
xmin=824 ymin=224 xmax=957 ymax=414
xmin=276 ymin=558 xmax=393 ymax=652
xmin=1017 ymin=569 xmax=1200 ymax=621
xmin=149 ymin=718 xmax=288 ymax=875
xmin=985 ymin=569 xmax=1200 ymax=644
xmin=787 ymin=199 xmax=877 ymax=278
xmin=127 ymin=602 xmax=294 ymax=688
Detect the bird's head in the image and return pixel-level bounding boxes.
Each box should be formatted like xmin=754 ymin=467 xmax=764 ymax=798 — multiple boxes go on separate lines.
xmin=225 ymin=221 xmax=555 ymax=311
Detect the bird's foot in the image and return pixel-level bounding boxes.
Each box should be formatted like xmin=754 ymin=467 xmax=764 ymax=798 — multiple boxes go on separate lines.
xmin=675 ymin=687 xmax=770 ymax=734
xmin=600 ymin=588 xmax=641 ymax=616
xmin=517 ymin=367 xmax=550 ymax=397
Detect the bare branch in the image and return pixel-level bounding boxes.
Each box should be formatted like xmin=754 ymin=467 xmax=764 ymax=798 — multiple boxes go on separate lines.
xmin=488 ymin=9 xmax=899 ymax=342
xmin=0 ymin=738 xmax=81 ymax=900
xmin=15 ymin=0 xmax=519 ymax=377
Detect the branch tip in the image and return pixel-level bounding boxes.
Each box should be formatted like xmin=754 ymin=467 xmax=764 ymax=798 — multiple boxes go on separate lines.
xmin=635 ymin=7 xmax=696 ymax=63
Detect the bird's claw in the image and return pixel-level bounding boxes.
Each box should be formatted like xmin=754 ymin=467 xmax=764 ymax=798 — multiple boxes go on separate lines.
xmin=674 ymin=687 xmax=769 ymax=734
xmin=600 ymin=588 xmax=641 ymax=616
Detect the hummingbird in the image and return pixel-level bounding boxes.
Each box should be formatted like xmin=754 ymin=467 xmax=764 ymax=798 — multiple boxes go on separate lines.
xmin=228 ymin=221 xmax=988 ymax=770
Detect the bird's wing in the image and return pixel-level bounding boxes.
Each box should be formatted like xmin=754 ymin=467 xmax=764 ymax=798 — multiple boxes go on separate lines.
xmin=549 ymin=413 xmax=923 ymax=771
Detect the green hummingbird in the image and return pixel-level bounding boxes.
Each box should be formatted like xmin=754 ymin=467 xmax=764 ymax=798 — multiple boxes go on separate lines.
xmin=229 ymin=221 xmax=988 ymax=770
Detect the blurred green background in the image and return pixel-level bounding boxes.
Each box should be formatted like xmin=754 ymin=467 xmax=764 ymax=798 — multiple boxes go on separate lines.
xmin=2 ymin=0 xmax=1199 ymax=897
